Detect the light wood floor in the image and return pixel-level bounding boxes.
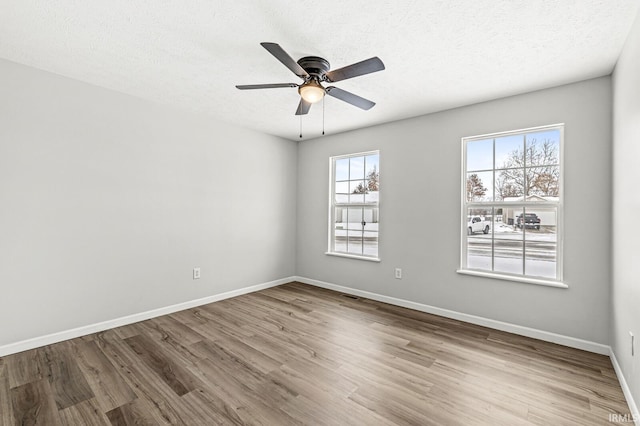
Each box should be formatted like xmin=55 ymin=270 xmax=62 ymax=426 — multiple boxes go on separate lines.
xmin=0 ymin=282 xmax=631 ymax=425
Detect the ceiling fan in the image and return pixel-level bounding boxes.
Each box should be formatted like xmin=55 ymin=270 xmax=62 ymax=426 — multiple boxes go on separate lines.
xmin=236 ymin=42 xmax=385 ymax=115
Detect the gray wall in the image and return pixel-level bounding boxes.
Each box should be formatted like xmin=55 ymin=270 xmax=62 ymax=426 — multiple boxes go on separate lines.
xmin=0 ymin=55 xmax=618 ymax=353
xmin=297 ymin=77 xmax=612 ymax=344
xmin=612 ymin=8 xmax=640 ymax=411
xmin=0 ymin=59 xmax=297 ymax=347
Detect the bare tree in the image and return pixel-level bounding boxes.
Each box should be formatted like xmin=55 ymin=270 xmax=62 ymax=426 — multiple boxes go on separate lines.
xmin=367 ymin=165 xmax=379 ymax=192
xmin=496 ymin=138 xmax=559 ymax=199
xmin=495 ymin=178 xmax=521 ymax=199
xmin=531 ymin=171 xmax=559 ymax=196
xmin=466 ymin=173 xmax=487 ymax=201
xmin=352 ymin=182 xmax=367 ymax=194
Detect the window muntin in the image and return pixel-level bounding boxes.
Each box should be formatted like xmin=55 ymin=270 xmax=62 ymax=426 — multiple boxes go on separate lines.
xmin=461 ymin=125 xmax=563 ymax=282
xmin=329 ymin=152 xmax=380 ymax=259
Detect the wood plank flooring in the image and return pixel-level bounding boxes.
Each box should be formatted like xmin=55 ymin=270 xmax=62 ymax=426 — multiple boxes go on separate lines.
xmin=0 ymin=282 xmax=632 ymax=425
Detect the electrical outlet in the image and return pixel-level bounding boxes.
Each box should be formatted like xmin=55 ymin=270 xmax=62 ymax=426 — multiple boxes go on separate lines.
xmin=395 ymin=268 xmax=402 ymax=279
xmin=631 ymin=331 xmax=635 ymax=356
xmin=193 ymin=267 xmax=201 ymax=280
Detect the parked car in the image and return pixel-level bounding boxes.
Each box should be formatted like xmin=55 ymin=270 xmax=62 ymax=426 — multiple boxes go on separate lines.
xmin=516 ymin=213 xmax=541 ymax=230
xmin=467 ymin=216 xmax=490 ymax=235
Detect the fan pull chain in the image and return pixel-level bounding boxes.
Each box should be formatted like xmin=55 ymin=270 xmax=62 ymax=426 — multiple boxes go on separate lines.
xmin=299 ymin=114 xmax=302 ymax=139
xmin=322 ymin=96 xmax=325 ymax=136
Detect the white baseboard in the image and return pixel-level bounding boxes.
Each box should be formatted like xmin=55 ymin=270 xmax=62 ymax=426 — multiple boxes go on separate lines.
xmin=0 ymin=276 xmax=295 ymax=357
xmin=4 ymin=275 xmax=634 ymax=419
xmin=610 ymin=349 xmax=640 ymax=425
xmin=294 ymin=276 xmax=610 ymax=355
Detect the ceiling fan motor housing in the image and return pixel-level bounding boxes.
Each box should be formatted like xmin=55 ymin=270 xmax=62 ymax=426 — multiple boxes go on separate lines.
xmin=297 ymin=56 xmax=330 ymax=81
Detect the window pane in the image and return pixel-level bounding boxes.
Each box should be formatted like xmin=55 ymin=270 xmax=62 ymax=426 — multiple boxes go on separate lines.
xmin=467 ymin=237 xmax=491 ymax=271
xmin=466 ymin=171 xmax=493 ymax=202
xmin=526 ymin=166 xmax=559 ymax=198
xmin=349 ymin=180 xmax=367 ymax=203
xmin=526 ymin=130 xmax=560 ymax=167
xmin=365 ymin=155 xmax=380 ymax=185
xmin=363 ymin=207 xmax=379 ymax=231
xmin=335 ymin=181 xmax=349 ymax=193
xmin=334 ymin=208 xmax=347 ymax=230
xmin=363 ymin=231 xmax=378 ymax=257
xmin=334 ymin=207 xmax=347 ymax=253
xmin=514 ymin=208 xmax=540 ymax=232
xmin=347 ymin=231 xmax=363 ymax=255
xmin=349 ymin=180 xmax=366 ymax=194
xmin=524 ymin=207 xmax=557 ymax=242
xmin=492 ymin=209 xmax=521 ymax=238
xmin=467 ymin=207 xmax=492 ymax=230
xmin=494 ymin=240 xmax=523 ymax=275
xmin=495 ymin=168 xmax=524 ymax=201
xmin=495 ymin=134 xmax=524 ymax=169
xmin=349 ymin=179 xmax=366 ymax=204
xmin=335 ymin=158 xmax=349 ymax=181
xmin=335 ymin=181 xmax=349 ymax=203
xmin=334 ymin=233 xmax=347 ymax=253
xmin=347 ymin=208 xmax=363 ymax=231
xmin=525 ymin=242 xmax=556 ymax=279
xmin=466 ymin=139 xmax=493 ymax=171
xmin=350 ymin=157 xmax=365 ymax=180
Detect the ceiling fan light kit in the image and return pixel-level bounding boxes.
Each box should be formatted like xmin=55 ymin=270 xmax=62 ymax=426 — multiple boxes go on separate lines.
xmin=236 ymin=42 xmax=385 ymax=136
xmin=298 ymin=80 xmax=325 ymax=103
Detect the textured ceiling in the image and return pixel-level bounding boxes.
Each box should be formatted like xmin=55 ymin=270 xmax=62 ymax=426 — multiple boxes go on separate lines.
xmin=1 ymin=1 xmax=638 ymax=141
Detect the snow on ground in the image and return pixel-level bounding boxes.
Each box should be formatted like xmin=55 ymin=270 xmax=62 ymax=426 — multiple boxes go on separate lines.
xmin=470 ymin=222 xmax=557 ymax=242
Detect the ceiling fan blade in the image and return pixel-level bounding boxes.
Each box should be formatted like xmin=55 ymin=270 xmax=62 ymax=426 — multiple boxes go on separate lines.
xmin=325 ymin=57 xmax=385 ymax=83
xmin=295 ymin=99 xmax=311 ymax=115
xmin=261 ymin=42 xmax=309 ymax=79
xmin=325 ymin=86 xmax=375 ymax=110
xmin=236 ymin=83 xmax=298 ymax=90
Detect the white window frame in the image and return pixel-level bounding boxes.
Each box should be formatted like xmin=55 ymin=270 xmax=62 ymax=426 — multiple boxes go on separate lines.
xmin=327 ymin=150 xmax=381 ymax=262
xmin=458 ymin=124 xmax=566 ymax=288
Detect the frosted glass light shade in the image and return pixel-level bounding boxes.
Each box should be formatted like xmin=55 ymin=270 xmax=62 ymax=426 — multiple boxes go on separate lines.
xmin=299 ymin=82 xmax=325 ymax=103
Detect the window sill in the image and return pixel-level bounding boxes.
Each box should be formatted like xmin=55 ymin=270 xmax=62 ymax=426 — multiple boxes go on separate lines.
xmin=456 ymin=269 xmax=568 ymax=289
xmin=325 ymin=252 xmax=381 ymax=262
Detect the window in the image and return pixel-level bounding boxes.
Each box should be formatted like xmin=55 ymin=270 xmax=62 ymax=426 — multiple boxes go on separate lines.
xmin=460 ymin=124 xmax=563 ymax=285
xmin=328 ymin=151 xmax=380 ymax=260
